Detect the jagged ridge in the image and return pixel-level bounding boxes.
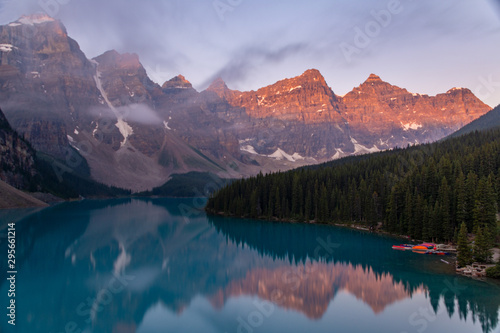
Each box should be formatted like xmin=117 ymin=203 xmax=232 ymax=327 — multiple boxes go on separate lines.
xmin=0 ymin=15 xmax=492 ymax=192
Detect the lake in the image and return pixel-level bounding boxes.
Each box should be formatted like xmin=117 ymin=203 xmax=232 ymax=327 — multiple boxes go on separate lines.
xmin=1 ymin=198 xmax=499 ymax=333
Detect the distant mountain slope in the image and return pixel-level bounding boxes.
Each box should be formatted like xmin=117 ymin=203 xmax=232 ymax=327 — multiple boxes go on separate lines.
xmin=0 ymin=179 xmax=48 ymax=209
xmin=448 ymin=104 xmax=500 ymax=138
xmin=139 ymin=172 xmax=233 ymax=197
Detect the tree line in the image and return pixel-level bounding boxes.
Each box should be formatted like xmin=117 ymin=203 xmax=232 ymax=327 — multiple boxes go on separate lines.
xmin=206 ymin=128 xmax=500 ymax=244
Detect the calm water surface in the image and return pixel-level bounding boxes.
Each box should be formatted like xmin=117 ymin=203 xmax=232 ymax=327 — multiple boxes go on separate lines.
xmin=1 ymin=198 xmax=499 ymax=333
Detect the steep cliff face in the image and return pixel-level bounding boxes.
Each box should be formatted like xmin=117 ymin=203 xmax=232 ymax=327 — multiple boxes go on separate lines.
xmin=209 ymin=72 xmax=491 ymax=158
xmin=221 ymin=69 xmax=345 ymax=124
xmin=155 ymin=75 xmax=243 ymax=159
xmin=0 ymin=108 xmax=38 ymax=189
xmin=93 ymin=50 xmax=161 ymax=108
xmin=206 ymin=71 xmax=353 ymax=160
xmin=0 ymin=14 xmax=101 ymax=159
xmin=341 ymin=74 xmax=491 ymax=147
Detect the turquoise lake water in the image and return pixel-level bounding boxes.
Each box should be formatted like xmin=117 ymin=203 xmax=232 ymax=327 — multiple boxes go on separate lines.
xmin=1 ymin=198 xmax=499 ymax=333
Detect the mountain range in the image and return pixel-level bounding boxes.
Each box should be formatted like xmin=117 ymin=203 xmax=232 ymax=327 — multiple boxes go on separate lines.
xmin=0 ymin=14 xmax=492 ymax=192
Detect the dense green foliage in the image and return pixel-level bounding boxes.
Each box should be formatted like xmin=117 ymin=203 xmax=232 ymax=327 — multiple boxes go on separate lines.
xmin=140 ymin=172 xmax=232 ymax=197
xmin=207 ymin=128 xmax=500 ymax=242
xmin=487 ymin=263 xmax=500 ymax=279
xmin=474 ymin=226 xmax=493 ymax=263
xmin=457 ymin=223 xmax=473 ymax=267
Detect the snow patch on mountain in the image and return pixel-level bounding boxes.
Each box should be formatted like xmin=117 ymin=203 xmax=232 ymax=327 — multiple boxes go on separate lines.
xmin=93 ymin=63 xmax=133 ymax=146
xmin=351 ymin=138 xmax=380 ymax=154
xmin=292 ymin=153 xmax=305 ymax=161
xmin=268 ymin=148 xmax=304 ymax=162
xmin=401 ymin=122 xmax=422 ymax=131
xmin=0 ymin=44 xmax=15 ymax=52
xmin=241 ymin=145 xmax=259 ymax=155
xmin=240 ymin=144 xmax=305 ymax=162
xmin=332 ymin=148 xmax=345 ymax=160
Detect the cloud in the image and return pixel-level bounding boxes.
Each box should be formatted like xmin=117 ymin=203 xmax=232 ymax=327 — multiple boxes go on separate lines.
xmin=121 ymin=104 xmax=163 ymax=125
xmin=90 ymin=104 xmax=163 ymax=125
xmin=200 ymin=43 xmax=309 ymax=89
xmin=490 ymin=0 xmax=500 ymax=18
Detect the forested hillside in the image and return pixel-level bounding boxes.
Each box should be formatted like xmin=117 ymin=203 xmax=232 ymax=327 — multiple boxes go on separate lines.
xmin=206 ymin=128 xmax=500 ymax=242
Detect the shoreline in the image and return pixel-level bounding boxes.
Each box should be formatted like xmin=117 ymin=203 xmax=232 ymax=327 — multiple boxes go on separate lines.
xmin=206 ymin=209 xmax=432 ymax=242
xmin=206 ymin=209 xmax=500 ymax=280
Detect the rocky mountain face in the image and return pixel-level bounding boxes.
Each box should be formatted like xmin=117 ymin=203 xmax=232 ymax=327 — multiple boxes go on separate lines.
xmin=212 ymin=72 xmax=491 ymax=159
xmin=448 ymin=104 xmax=500 ymax=138
xmin=0 ymin=15 xmax=492 ymax=191
xmin=207 ymin=69 xmax=352 ymax=160
xmin=220 ymin=69 xmax=344 ymax=123
xmin=341 ymin=74 xmax=490 ymax=148
xmin=0 ymin=14 xmax=101 ymax=160
xmin=0 ymin=108 xmax=38 ymax=190
xmin=0 ymin=15 xmax=247 ymax=191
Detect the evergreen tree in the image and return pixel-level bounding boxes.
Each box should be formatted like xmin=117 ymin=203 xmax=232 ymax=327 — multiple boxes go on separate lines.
xmin=422 ymin=202 xmax=431 ymax=241
xmin=473 ymin=226 xmax=492 ymax=263
xmin=465 ymin=172 xmax=478 ymax=231
xmin=404 ymin=190 xmax=413 ymax=236
xmin=431 ymin=200 xmax=442 ymax=242
xmin=438 ymin=177 xmax=452 ymax=241
xmin=274 ymin=186 xmax=281 ymax=218
xmin=496 ymin=169 xmax=500 ymax=207
xmin=319 ymin=184 xmax=329 ymax=222
xmin=291 ymin=174 xmax=301 ymax=216
xmin=457 ymin=223 xmax=473 ymax=267
xmin=455 ymin=172 xmax=467 ymax=230
xmin=386 ymin=189 xmax=398 ymax=232
xmin=250 ymin=189 xmax=260 ymax=218
xmin=473 ymin=177 xmax=497 ymax=232
xmin=304 ymin=190 xmax=312 ymax=221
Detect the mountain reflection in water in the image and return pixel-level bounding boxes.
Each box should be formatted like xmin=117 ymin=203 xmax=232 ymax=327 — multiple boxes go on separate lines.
xmin=0 ymin=198 xmax=499 ymax=333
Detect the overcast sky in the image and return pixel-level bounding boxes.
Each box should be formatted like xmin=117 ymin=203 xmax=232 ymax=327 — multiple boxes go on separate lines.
xmin=1 ymin=0 xmax=499 ymax=107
